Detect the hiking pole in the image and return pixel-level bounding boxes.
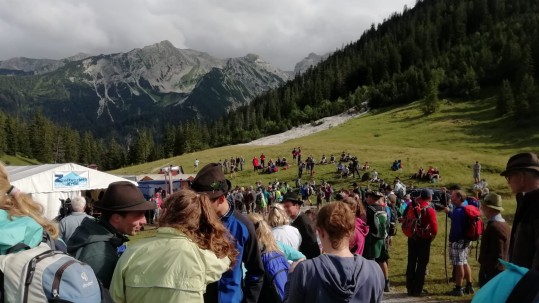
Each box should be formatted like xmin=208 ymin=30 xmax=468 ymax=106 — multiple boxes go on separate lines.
xmin=444 ymin=213 xmax=449 ymax=284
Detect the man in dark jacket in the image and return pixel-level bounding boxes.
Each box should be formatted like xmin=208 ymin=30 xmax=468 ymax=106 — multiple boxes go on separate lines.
xmin=67 ymin=181 xmax=155 ymax=288
xmin=282 ymin=189 xmax=321 ymax=259
xmin=500 ymin=152 xmax=539 ymax=270
xmin=478 ymin=193 xmax=511 ymax=286
xmin=192 ymin=163 xmax=264 ymax=303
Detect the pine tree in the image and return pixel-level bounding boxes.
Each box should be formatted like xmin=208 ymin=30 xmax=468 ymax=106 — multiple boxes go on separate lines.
xmin=163 ymin=124 xmax=176 ymax=158
xmin=17 ymin=121 xmax=32 ymax=158
xmin=497 ymin=79 xmax=515 ymax=114
xmin=62 ymin=128 xmax=80 ymax=163
xmin=422 ymin=69 xmax=444 ymax=115
xmin=515 ymin=74 xmax=535 ymax=119
xmin=79 ymin=131 xmax=94 ymax=165
xmin=174 ymin=124 xmax=186 ymax=156
xmin=29 ymin=113 xmax=54 ymax=163
xmin=4 ymin=117 xmax=18 ymax=156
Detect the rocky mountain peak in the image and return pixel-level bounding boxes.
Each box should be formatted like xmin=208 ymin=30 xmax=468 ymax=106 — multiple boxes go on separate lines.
xmin=294 ymin=52 xmax=331 ymax=75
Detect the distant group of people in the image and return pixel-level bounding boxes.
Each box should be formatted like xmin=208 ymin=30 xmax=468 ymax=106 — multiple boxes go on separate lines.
xmin=217 ymin=156 xmax=245 ymax=176
xmin=411 ymin=166 xmax=441 ymax=183
xmin=1 ymin=151 xmax=539 ymax=302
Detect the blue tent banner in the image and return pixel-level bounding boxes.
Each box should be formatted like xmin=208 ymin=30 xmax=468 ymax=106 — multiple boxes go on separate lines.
xmin=53 ymin=171 xmax=90 ymax=189
xmin=138 ymin=180 xmax=189 ymax=199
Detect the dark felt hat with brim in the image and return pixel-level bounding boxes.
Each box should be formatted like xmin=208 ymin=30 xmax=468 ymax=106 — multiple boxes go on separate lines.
xmin=191 ymin=163 xmax=232 ymax=199
xmin=93 ymin=181 xmax=156 ymax=212
xmin=281 ymin=189 xmax=303 ymax=205
xmin=500 ymin=152 xmax=539 ymax=176
xmin=366 ymin=189 xmax=384 ymax=198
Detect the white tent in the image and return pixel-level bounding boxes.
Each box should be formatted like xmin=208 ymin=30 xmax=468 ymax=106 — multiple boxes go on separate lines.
xmin=6 ymin=163 xmax=137 ymax=220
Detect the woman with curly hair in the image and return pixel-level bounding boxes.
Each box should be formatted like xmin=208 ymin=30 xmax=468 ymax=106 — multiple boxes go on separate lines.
xmin=284 ymin=202 xmax=384 ymax=303
xmin=110 ymin=189 xmax=237 ymax=303
xmin=0 ymin=162 xmax=61 ymax=252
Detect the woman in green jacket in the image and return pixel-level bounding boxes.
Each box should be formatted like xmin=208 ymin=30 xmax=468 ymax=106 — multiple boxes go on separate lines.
xmin=110 ymin=189 xmax=238 ymax=303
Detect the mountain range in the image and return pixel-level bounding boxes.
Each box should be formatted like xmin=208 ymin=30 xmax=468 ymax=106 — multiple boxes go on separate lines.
xmin=0 ymin=40 xmax=326 ymax=137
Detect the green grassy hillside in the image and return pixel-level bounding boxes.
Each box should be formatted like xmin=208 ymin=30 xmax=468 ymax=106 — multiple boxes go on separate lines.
xmin=112 ymin=98 xmax=538 ymax=198
xmin=0 ymin=154 xmax=41 ymax=166
xmin=123 ymin=98 xmax=538 ymax=300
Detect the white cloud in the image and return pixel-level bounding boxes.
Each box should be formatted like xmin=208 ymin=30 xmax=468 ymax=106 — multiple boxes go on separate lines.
xmin=0 ymin=0 xmax=415 ymax=70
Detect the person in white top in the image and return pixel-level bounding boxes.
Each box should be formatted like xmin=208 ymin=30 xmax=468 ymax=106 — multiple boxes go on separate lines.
xmin=268 ymin=204 xmax=302 ymax=250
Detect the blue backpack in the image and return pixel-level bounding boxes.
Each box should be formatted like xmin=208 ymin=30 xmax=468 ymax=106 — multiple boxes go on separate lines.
xmin=259 ymin=251 xmax=290 ymax=303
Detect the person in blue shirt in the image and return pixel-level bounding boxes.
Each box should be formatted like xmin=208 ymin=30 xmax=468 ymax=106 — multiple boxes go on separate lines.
xmin=192 ymin=163 xmax=265 ymax=303
xmin=444 ymin=189 xmax=474 ymax=296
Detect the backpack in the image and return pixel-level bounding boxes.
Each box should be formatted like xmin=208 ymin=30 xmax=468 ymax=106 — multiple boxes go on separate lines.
xmin=361 ymin=172 xmax=370 ymax=182
xmin=259 ymin=251 xmax=290 ymax=303
xmin=0 ymin=242 xmax=111 ymax=303
xmin=401 ymin=203 xmax=433 ymax=239
xmin=386 ymin=205 xmax=398 ymax=236
xmin=368 ymin=206 xmax=388 ymax=239
xmin=464 ymin=205 xmax=484 ymax=241
xmin=467 ymin=197 xmax=480 ymax=208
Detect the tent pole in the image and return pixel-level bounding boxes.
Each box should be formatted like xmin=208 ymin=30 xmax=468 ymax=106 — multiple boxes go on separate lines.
xmin=169 ymin=165 xmax=173 ymax=195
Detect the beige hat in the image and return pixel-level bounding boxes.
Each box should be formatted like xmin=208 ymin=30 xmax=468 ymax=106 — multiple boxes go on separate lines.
xmin=482 ymin=193 xmax=503 ymax=212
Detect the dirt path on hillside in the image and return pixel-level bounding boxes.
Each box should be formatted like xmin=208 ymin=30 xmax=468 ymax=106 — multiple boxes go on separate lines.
xmin=240 ymin=110 xmax=368 ymax=146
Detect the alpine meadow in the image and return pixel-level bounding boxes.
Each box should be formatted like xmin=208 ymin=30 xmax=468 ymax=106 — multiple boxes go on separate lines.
xmin=1 ymin=0 xmax=538 ymax=171
xmin=1 ymin=0 xmax=539 ymax=301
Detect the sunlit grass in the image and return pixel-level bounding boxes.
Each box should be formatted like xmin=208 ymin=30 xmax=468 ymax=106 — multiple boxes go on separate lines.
xmin=123 ymin=98 xmax=536 ymax=300
xmin=0 ymin=154 xmax=41 ymax=165
xmin=111 ymin=98 xmax=538 ymax=198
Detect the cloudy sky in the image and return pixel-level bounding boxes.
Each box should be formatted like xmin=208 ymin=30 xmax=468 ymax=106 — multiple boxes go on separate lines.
xmin=0 ymin=0 xmax=415 ymax=70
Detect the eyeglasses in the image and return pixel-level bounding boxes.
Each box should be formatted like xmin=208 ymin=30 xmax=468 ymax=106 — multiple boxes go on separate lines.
xmin=505 ymin=172 xmax=520 ymax=182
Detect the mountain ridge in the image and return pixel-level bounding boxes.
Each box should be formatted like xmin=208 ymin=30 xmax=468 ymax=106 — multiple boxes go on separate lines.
xmin=0 ymin=40 xmax=293 ymax=137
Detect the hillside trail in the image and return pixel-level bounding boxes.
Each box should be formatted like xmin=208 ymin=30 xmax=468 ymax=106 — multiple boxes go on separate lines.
xmin=240 ymin=110 xmax=368 ymax=146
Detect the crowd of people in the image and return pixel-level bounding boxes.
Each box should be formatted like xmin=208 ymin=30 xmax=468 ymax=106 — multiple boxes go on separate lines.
xmin=1 ymin=152 xmax=538 ymax=302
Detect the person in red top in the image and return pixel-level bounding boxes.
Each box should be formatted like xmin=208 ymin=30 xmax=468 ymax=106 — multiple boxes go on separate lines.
xmin=253 ymin=156 xmax=259 ymax=171
xmin=404 ymin=188 xmax=438 ymax=297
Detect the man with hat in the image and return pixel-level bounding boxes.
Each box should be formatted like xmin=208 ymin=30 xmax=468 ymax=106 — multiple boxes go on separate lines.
xmin=351 ymin=181 xmax=362 ymax=199
xmin=281 ymin=189 xmax=321 ymax=259
xmin=364 ymin=189 xmax=392 ymax=292
xmin=478 ymin=193 xmax=511 ymax=286
xmin=191 ymin=163 xmax=264 ymax=303
xmin=500 ymin=152 xmax=539 ymax=270
xmin=67 ymin=181 xmax=155 ymax=288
